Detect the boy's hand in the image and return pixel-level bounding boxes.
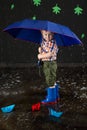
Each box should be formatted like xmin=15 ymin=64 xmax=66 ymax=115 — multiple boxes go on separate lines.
xmin=38 ymin=47 xmax=42 ymax=53
xmin=49 ymin=52 xmax=54 ymax=57
xmin=38 ymin=52 xmax=54 ymax=60
xmin=38 ymin=54 xmax=41 ymax=60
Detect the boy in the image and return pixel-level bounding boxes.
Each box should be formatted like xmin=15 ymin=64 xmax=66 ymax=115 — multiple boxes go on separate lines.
xmin=38 ymin=30 xmax=59 ymax=104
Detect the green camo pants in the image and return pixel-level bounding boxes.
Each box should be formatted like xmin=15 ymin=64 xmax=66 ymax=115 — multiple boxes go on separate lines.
xmin=43 ymin=61 xmax=57 ymax=86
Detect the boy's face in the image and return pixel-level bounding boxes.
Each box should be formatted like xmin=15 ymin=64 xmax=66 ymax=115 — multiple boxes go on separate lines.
xmin=41 ymin=30 xmax=54 ymax=42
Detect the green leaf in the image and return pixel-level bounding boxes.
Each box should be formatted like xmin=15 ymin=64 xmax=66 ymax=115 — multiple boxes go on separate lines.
xmin=52 ymin=4 xmax=61 ymax=14
xmin=32 ymin=15 xmax=36 ymax=20
xmin=10 ymin=4 xmax=15 ymax=10
xmin=74 ymin=5 xmax=83 ymax=15
xmin=33 ymin=0 xmax=41 ymax=6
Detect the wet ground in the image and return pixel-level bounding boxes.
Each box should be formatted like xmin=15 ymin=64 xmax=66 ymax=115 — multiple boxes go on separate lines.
xmin=0 ymin=66 xmax=87 ymax=130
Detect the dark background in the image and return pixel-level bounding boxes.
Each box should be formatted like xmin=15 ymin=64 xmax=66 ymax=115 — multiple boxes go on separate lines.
xmin=0 ymin=0 xmax=87 ymax=67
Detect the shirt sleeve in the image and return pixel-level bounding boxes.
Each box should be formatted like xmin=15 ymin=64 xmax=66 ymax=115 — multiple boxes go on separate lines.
xmin=52 ymin=42 xmax=59 ymax=54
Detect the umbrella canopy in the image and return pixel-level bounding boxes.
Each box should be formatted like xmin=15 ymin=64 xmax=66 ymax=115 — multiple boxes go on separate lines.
xmin=3 ymin=19 xmax=82 ymax=46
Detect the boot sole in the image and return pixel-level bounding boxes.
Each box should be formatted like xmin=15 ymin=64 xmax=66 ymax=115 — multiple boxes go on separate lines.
xmin=41 ymin=100 xmax=58 ymax=105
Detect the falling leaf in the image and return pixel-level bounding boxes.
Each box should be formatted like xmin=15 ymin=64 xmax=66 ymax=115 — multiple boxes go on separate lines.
xmin=52 ymin=4 xmax=61 ymax=14
xmin=10 ymin=4 xmax=15 ymax=10
xmin=81 ymin=33 xmax=85 ymax=39
xmin=74 ymin=5 xmax=83 ymax=15
xmin=32 ymin=15 xmax=36 ymax=20
xmin=33 ymin=0 xmax=41 ymax=6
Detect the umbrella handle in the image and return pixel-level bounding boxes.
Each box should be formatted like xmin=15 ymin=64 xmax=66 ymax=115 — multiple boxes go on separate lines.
xmin=37 ymin=60 xmax=43 ymax=66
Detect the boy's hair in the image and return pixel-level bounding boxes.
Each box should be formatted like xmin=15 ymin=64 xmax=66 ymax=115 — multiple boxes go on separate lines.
xmin=41 ymin=30 xmax=54 ymax=36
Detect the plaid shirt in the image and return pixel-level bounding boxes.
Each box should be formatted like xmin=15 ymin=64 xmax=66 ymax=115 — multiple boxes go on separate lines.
xmin=41 ymin=39 xmax=59 ymax=61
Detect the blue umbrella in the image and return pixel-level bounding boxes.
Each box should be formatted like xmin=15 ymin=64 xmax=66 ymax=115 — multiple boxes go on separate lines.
xmin=3 ymin=19 xmax=82 ymax=46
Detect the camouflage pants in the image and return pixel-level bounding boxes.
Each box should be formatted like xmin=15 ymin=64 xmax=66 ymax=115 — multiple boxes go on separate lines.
xmin=43 ymin=61 xmax=57 ymax=86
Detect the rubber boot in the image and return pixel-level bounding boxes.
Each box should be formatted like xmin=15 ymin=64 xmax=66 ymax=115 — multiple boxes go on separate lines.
xmin=45 ymin=83 xmax=60 ymax=102
xmin=41 ymin=86 xmax=57 ymax=104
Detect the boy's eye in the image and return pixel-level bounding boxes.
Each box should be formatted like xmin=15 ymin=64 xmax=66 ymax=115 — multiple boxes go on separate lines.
xmin=45 ymin=34 xmax=51 ymax=36
xmin=44 ymin=34 xmax=47 ymax=36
